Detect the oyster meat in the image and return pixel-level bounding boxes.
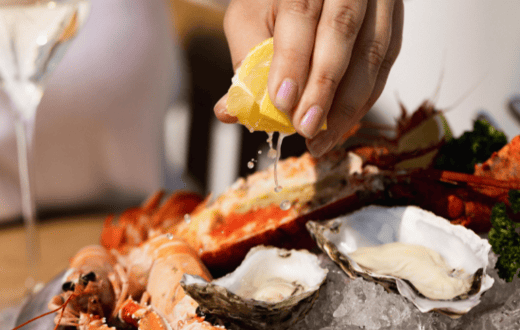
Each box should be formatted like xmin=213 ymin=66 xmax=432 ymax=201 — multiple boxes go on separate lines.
xmin=306 ymin=205 xmax=494 ymax=317
xmin=180 ymin=245 xmax=328 ymax=330
xmin=349 ymin=242 xmax=473 ymax=300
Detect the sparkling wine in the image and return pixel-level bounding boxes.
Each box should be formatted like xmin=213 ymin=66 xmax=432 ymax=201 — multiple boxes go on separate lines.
xmin=0 ymin=0 xmax=90 ymax=119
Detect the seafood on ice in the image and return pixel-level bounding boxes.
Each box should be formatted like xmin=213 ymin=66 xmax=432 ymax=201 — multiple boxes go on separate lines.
xmin=20 ymin=99 xmax=520 ymax=330
xmin=45 ymin=234 xmax=220 ymax=330
xmin=101 ymin=137 xmax=520 ymax=276
xmin=306 ymin=205 xmax=494 ymax=317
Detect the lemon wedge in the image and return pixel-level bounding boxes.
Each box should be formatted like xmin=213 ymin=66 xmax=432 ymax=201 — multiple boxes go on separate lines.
xmin=396 ymin=114 xmax=452 ymax=169
xmin=226 ymin=38 xmax=325 ymax=134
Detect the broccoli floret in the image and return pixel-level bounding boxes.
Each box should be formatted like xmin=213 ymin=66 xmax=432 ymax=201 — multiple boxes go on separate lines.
xmin=434 ymin=119 xmax=507 ymax=173
xmin=488 ymin=190 xmax=520 ymax=282
xmin=510 ymin=190 xmax=520 ymax=214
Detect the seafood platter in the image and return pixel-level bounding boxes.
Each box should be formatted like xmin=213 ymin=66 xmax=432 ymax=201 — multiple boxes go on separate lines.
xmin=14 ymin=102 xmax=520 ymax=330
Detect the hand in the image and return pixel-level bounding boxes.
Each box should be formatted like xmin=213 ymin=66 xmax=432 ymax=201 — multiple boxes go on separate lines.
xmin=214 ymin=0 xmax=404 ymax=157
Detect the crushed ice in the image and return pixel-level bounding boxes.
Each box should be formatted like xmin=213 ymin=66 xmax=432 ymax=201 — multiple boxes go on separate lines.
xmin=294 ymin=252 xmax=520 ymax=330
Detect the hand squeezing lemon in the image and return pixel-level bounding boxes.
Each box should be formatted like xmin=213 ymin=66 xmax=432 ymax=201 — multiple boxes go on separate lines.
xmin=226 ymin=38 xmax=325 ymax=134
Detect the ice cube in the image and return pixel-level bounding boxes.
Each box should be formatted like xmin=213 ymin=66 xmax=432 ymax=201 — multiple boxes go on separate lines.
xmin=294 ymin=251 xmax=520 ymax=330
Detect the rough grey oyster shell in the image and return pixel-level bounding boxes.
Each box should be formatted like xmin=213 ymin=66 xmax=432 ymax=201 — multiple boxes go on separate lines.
xmin=180 ymin=245 xmax=328 ymax=330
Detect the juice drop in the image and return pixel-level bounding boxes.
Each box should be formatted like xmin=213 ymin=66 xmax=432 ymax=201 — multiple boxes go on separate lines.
xmin=280 ymin=200 xmax=291 ymax=210
xmin=267 ymin=132 xmax=274 ymax=146
xmin=166 ymin=233 xmax=174 ymax=240
xmin=267 ymin=132 xmax=276 ymax=159
xmin=265 ymin=132 xmax=292 ymax=192
xmin=258 ymin=150 xmax=262 ymax=154
xmin=272 ymin=132 xmax=288 ymax=193
xmin=184 ymin=214 xmax=191 ymax=224
xmin=247 ymin=160 xmax=255 ymax=169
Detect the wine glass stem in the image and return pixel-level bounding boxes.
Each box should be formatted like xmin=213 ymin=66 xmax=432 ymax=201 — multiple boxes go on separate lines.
xmin=14 ymin=116 xmax=39 ymax=288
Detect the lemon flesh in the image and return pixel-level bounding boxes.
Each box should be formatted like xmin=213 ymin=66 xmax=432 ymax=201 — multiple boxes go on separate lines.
xmin=226 ymin=38 xmax=325 ymax=134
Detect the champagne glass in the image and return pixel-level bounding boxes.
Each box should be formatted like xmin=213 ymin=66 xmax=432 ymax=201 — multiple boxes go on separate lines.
xmin=0 ymin=0 xmax=90 ymax=289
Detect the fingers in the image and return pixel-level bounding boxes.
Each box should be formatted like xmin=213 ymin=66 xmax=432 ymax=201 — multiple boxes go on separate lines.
xmin=219 ymin=0 xmax=402 ymax=137
xmin=215 ymin=0 xmax=273 ymax=122
xmin=307 ymin=0 xmax=401 ymax=157
xmin=291 ymin=0 xmax=368 ymax=138
xmin=363 ymin=0 xmax=403 ymax=111
xmin=223 ymin=0 xmax=272 ymax=71
xmin=268 ymin=0 xmax=324 ymax=114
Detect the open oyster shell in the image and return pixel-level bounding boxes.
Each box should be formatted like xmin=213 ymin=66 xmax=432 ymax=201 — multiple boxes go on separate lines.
xmin=306 ymin=205 xmax=494 ymax=318
xmin=180 ymin=245 xmax=328 ymax=330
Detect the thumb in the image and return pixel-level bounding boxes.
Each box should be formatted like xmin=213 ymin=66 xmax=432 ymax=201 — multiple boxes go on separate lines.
xmin=223 ymin=0 xmax=272 ymax=71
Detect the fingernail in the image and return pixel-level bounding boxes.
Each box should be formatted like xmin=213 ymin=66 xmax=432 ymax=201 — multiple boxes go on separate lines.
xmin=308 ymin=130 xmax=336 ymax=158
xmin=214 ymin=94 xmax=237 ymax=123
xmin=300 ymin=105 xmax=324 ymax=138
xmin=214 ymin=94 xmax=227 ymax=113
xmin=275 ymin=78 xmax=297 ymax=111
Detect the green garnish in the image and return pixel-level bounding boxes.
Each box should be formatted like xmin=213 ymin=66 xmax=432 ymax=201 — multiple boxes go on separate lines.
xmin=434 ymin=119 xmax=507 ymax=173
xmin=488 ymin=190 xmax=520 ymax=282
xmin=509 ymin=190 xmax=520 ymax=213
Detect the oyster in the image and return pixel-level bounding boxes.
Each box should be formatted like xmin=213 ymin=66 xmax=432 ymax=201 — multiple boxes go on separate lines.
xmin=306 ymin=205 xmax=494 ymax=317
xmin=180 ymin=245 xmax=328 ymax=330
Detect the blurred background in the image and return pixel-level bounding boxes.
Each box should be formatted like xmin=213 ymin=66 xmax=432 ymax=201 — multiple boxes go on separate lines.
xmin=0 ymin=0 xmax=314 ymax=226
xmin=1 ymin=0 xmax=520 ymax=313
xmin=1 ymin=0 xmax=520 ymax=224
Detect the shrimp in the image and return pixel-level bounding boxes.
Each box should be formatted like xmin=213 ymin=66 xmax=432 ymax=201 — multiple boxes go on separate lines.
xmin=39 ymin=234 xmax=220 ymax=330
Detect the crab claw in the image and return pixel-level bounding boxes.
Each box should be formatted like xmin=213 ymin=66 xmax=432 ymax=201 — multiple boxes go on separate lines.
xmin=119 ymin=297 xmax=170 ymax=330
xmin=150 ymin=191 xmax=204 ymax=228
xmin=100 ymin=215 xmax=126 ymax=250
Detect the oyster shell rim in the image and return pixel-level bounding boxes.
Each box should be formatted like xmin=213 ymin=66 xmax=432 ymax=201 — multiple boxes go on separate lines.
xmin=306 ymin=205 xmax=494 ymax=317
xmin=180 ymin=245 xmax=329 ymax=330
xmin=181 ymin=273 xmax=320 ymax=311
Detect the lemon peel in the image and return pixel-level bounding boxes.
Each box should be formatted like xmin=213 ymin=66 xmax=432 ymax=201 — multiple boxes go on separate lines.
xmin=226 ymin=38 xmax=325 ymax=134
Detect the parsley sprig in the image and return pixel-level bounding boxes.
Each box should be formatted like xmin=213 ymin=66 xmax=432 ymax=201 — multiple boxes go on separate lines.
xmin=488 ymin=190 xmax=520 ymax=282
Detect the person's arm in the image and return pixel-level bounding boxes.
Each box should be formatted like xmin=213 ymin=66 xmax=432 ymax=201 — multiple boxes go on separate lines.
xmin=215 ymin=0 xmax=403 ymax=157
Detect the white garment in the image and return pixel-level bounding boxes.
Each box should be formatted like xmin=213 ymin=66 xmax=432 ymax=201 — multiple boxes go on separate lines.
xmin=0 ymin=0 xmax=186 ymax=220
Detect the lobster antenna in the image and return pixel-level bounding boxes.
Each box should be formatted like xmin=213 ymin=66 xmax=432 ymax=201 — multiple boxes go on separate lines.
xmin=394 ymin=90 xmax=406 ymax=117
xmin=444 ymin=74 xmax=487 ymax=113
xmin=431 ymin=55 xmax=446 ymax=104
xmin=11 ymin=293 xmax=75 ymax=330
xmin=394 ymin=90 xmax=401 ymax=104
xmin=54 ymin=293 xmax=76 ymax=330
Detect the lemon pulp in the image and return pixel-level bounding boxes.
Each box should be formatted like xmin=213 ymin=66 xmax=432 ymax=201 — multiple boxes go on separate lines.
xmin=226 ymin=38 xmax=326 ymax=134
xmin=226 ymin=38 xmax=326 ymax=195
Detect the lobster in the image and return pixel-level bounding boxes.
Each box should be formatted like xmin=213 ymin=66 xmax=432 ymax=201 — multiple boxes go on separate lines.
xmin=13 ymin=235 xmax=220 ymax=330
xmin=46 ymin=245 xmax=122 ymax=328
xmin=14 ymin=189 xmax=216 ymax=330
xmin=16 ymin=98 xmax=519 ymax=330
xmin=98 ymin=100 xmax=520 ymax=276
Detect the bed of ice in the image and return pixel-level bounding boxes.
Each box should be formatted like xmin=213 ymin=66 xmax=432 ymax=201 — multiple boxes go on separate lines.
xmin=1 ymin=248 xmax=517 ymax=330
xmin=294 ymin=253 xmax=520 ymax=330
